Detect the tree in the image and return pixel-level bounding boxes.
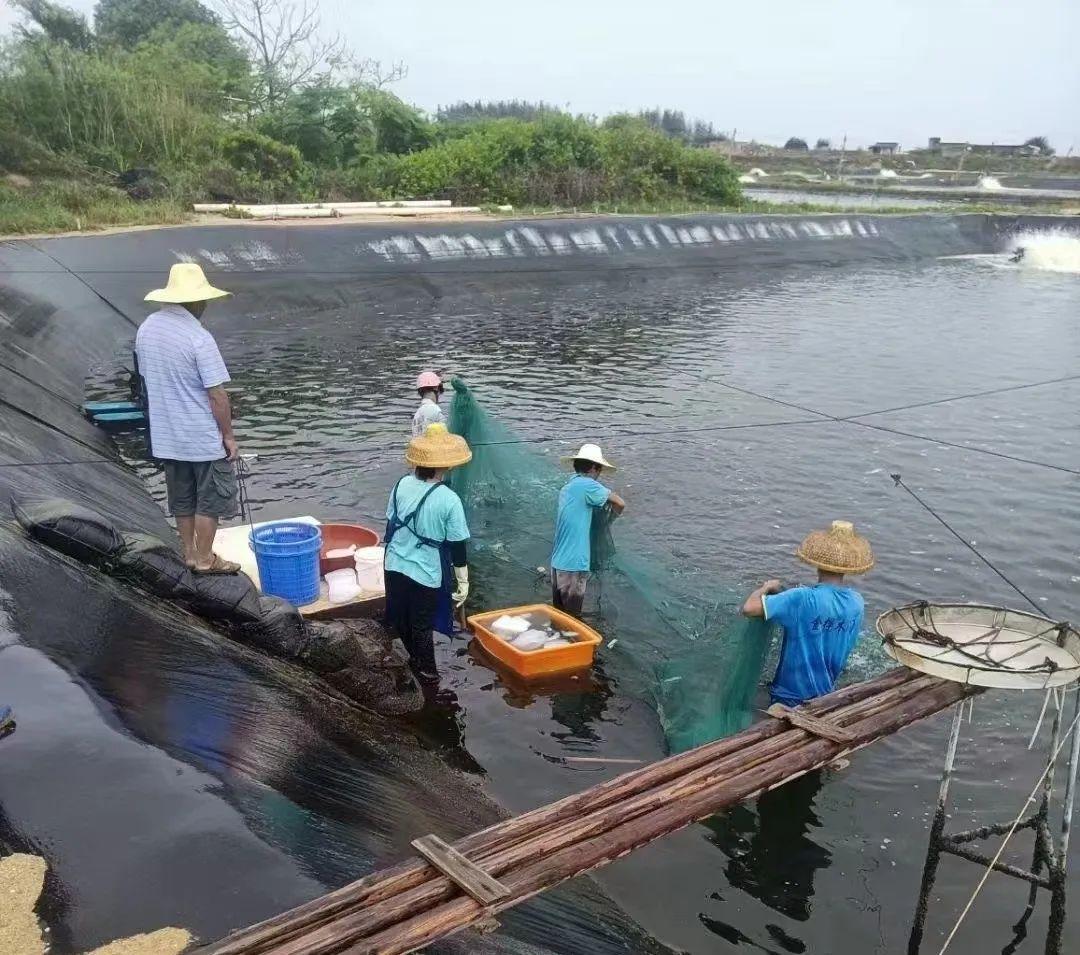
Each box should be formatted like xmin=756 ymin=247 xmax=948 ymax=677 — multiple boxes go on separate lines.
xmin=1024 ymin=135 xmax=1054 ymax=156
xmin=95 ymin=0 xmax=220 ymax=48
xmin=784 ymin=137 xmax=808 ymax=151
xmin=10 ymin=0 xmax=94 ymax=51
xmin=213 ymin=0 xmax=404 ymax=108
xmin=815 ymin=137 xmax=831 ymax=150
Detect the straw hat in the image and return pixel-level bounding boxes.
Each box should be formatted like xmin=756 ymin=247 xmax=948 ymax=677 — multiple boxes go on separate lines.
xmin=796 ymin=520 xmax=875 ymax=575
xmin=406 ymin=423 xmax=472 ymax=469
xmin=560 ymin=443 xmax=616 ymax=472
xmin=145 ymin=263 xmax=230 ymax=304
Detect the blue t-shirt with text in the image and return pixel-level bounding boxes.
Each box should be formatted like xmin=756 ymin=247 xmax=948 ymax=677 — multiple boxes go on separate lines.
xmin=550 ymin=475 xmax=610 ymax=572
xmin=763 ymin=584 xmax=865 ymax=705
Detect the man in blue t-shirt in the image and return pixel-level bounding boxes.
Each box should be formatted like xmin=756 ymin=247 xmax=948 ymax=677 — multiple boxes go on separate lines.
xmin=742 ymin=520 xmax=875 ymax=706
xmin=550 ymin=443 xmax=626 ymax=616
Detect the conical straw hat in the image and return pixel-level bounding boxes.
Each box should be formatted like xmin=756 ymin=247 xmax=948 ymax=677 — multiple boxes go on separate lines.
xmin=405 ymin=423 xmax=472 ymax=469
xmin=145 ymin=263 xmax=230 ymax=303
xmin=796 ymin=520 xmax=875 ymax=575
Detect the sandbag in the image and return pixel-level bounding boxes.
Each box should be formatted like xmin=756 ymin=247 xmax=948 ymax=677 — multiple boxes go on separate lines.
xmin=184 ymin=571 xmax=262 ymax=623
xmin=12 ymin=496 xmax=126 ymax=567
xmin=232 ymin=595 xmax=310 ymax=657
xmin=304 ymin=620 xmax=422 ymax=715
xmin=301 ymin=618 xmax=402 ymax=674
xmin=114 ymin=533 xmax=196 ymax=601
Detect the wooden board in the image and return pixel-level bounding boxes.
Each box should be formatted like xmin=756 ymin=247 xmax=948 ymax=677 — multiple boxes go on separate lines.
xmin=214 ymin=517 xmax=386 ymax=618
xmin=766 ymin=703 xmax=858 ymax=744
xmin=411 ymin=835 xmax=509 ymax=906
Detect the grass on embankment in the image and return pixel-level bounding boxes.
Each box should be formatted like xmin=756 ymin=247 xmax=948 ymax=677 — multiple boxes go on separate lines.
xmin=0 ymin=178 xmax=188 ymax=236
xmin=2 ymin=182 xmax=1071 ymax=239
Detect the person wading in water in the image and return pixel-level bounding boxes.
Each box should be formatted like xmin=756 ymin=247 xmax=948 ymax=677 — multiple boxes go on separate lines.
xmin=550 ymin=444 xmax=626 ymax=616
xmin=412 ymin=371 xmax=447 ymax=437
xmin=136 ymin=263 xmax=241 ymax=574
xmin=383 ymin=424 xmax=472 ymax=682
xmin=742 ymin=520 xmax=874 ymax=706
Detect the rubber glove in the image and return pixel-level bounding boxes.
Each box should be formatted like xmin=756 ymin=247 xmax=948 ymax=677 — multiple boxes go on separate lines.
xmin=452 ymin=566 xmax=469 ymax=606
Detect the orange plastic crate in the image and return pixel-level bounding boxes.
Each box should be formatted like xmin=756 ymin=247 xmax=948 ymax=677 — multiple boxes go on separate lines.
xmin=467 ymin=604 xmax=603 ymax=679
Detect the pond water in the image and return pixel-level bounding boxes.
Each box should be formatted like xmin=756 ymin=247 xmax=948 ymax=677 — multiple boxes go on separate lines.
xmin=108 ymin=240 xmax=1080 ymax=954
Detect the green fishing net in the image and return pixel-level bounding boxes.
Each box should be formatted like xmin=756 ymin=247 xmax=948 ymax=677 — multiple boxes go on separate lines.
xmin=448 ymin=378 xmax=774 ymax=753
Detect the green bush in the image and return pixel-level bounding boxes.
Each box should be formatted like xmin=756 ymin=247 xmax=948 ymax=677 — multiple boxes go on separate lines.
xmin=218 ymin=129 xmax=308 ymax=199
xmin=367 ymin=116 xmax=740 ymax=206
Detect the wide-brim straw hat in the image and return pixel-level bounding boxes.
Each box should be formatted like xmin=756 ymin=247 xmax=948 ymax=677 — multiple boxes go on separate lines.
xmin=145 ymin=263 xmax=230 ymax=304
xmin=796 ymin=520 xmax=875 ymax=575
xmin=560 ymin=443 xmax=616 ymax=472
xmin=406 ymin=423 xmax=472 ymax=469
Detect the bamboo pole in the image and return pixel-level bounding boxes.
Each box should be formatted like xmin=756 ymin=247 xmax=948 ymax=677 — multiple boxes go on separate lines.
xmin=258 ymin=675 xmax=951 ymax=955
xmin=202 ymin=669 xmax=918 ymax=955
xmin=352 ymin=680 xmax=971 ymax=955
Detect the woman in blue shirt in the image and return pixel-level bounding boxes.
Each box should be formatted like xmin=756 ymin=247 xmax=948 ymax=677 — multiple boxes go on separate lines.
xmin=742 ymin=520 xmax=874 ymax=706
xmin=550 ymin=443 xmax=626 ymax=616
xmin=384 ymin=424 xmax=472 ymax=682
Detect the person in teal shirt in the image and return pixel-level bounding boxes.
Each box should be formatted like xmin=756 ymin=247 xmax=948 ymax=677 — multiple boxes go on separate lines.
xmin=742 ymin=520 xmax=874 ymax=706
xmin=384 ymin=424 xmax=472 ymax=681
xmin=550 ymin=443 xmax=626 ymax=615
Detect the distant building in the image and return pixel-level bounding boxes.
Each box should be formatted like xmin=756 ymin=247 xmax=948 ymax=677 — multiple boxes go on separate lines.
xmin=707 ymin=140 xmax=780 ymax=157
xmin=927 ymin=137 xmax=1039 ymax=157
xmin=869 ymin=142 xmax=900 ymax=155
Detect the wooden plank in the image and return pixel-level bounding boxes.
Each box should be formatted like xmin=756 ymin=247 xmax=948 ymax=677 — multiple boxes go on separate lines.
xmin=767 ymin=703 xmax=858 ymax=744
xmin=410 ymin=836 xmax=509 ymax=906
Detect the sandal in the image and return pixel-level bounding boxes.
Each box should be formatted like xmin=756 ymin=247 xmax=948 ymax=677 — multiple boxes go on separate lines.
xmin=193 ymin=554 xmax=241 ymax=575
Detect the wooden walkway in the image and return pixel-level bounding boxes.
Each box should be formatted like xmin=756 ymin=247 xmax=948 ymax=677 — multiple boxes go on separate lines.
xmin=201 ymin=668 xmax=972 ymax=955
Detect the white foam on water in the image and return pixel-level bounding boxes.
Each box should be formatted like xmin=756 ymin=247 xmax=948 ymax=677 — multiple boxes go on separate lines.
xmin=689 ymin=226 xmax=712 ymax=244
xmin=833 ymin=219 xmax=854 ymax=237
xmin=483 ymin=236 xmax=509 ymax=256
xmin=569 ymin=228 xmax=605 ymax=252
xmin=641 ymin=225 xmax=661 ymax=247
xmin=460 ymin=234 xmax=491 ymax=257
xmin=709 ymin=225 xmax=731 ymax=242
xmin=1008 ymin=228 xmax=1080 ymax=273
xmin=516 ymin=227 xmax=551 ymax=255
xmin=233 ymin=240 xmax=292 ymax=269
xmin=622 ymin=227 xmax=645 ymax=248
xmin=413 ymin=234 xmax=458 ymax=259
xmin=603 ymin=226 xmax=623 ymax=249
xmin=546 ymin=231 xmax=573 ymax=254
xmin=978 ymin=176 xmax=1004 ymax=191
xmin=657 ymin=224 xmax=680 ymax=245
xmin=502 ymin=230 xmax=525 ymax=256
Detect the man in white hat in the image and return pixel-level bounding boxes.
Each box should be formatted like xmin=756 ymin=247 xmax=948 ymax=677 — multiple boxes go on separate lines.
xmin=742 ymin=520 xmax=874 ymax=706
xmin=549 ymin=444 xmax=626 ymax=616
xmin=136 ymin=263 xmax=240 ymax=574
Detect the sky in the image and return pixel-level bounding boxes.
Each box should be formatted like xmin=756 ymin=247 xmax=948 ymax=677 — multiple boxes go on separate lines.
xmin=2 ymin=0 xmax=1077 ymax=152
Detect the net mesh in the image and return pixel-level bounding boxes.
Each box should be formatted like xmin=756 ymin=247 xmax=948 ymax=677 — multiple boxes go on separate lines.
xmin=448 ymin=378 xmax=774 ymax=753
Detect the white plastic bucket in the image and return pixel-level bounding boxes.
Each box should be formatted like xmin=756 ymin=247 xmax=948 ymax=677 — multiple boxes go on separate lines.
xmin=354 ymin=546 xmax=386 ymax=593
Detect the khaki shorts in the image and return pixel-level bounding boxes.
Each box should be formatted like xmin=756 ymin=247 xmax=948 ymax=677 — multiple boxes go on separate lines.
xmin=163 ymin=459 xmax=238 ymax=519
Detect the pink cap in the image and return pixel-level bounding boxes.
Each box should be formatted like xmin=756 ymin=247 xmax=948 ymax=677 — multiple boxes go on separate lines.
xmin=416 ymin=371 xmax=442 ymax=389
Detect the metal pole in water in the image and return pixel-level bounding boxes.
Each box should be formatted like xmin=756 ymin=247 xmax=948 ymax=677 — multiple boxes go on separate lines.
xmin=909 ymin=703 xmax=966 ymax=954
xmin=1046 ymin=688 xmax=1080 ymax=954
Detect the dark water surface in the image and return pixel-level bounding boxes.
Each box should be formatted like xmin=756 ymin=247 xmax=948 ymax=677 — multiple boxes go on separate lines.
xmin=95 ymin=248 xmax=1080 ymax=953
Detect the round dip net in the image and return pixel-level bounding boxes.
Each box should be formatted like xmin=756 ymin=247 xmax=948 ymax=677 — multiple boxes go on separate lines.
xmin=447 ymin=378 xmax=774 ymax=752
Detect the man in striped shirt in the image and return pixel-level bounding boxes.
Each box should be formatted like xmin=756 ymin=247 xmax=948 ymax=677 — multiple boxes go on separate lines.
xmin=136 ymin=264 xmax=241 ymax=574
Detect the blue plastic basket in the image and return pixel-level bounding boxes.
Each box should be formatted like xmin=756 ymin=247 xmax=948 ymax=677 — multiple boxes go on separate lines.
xmin=249 ymin=521 xmax=322 ymax=606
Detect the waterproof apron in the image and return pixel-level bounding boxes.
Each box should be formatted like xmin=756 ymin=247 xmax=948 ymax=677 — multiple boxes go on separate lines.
xmin=384 ymin=477 xmax=455 ymax=635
